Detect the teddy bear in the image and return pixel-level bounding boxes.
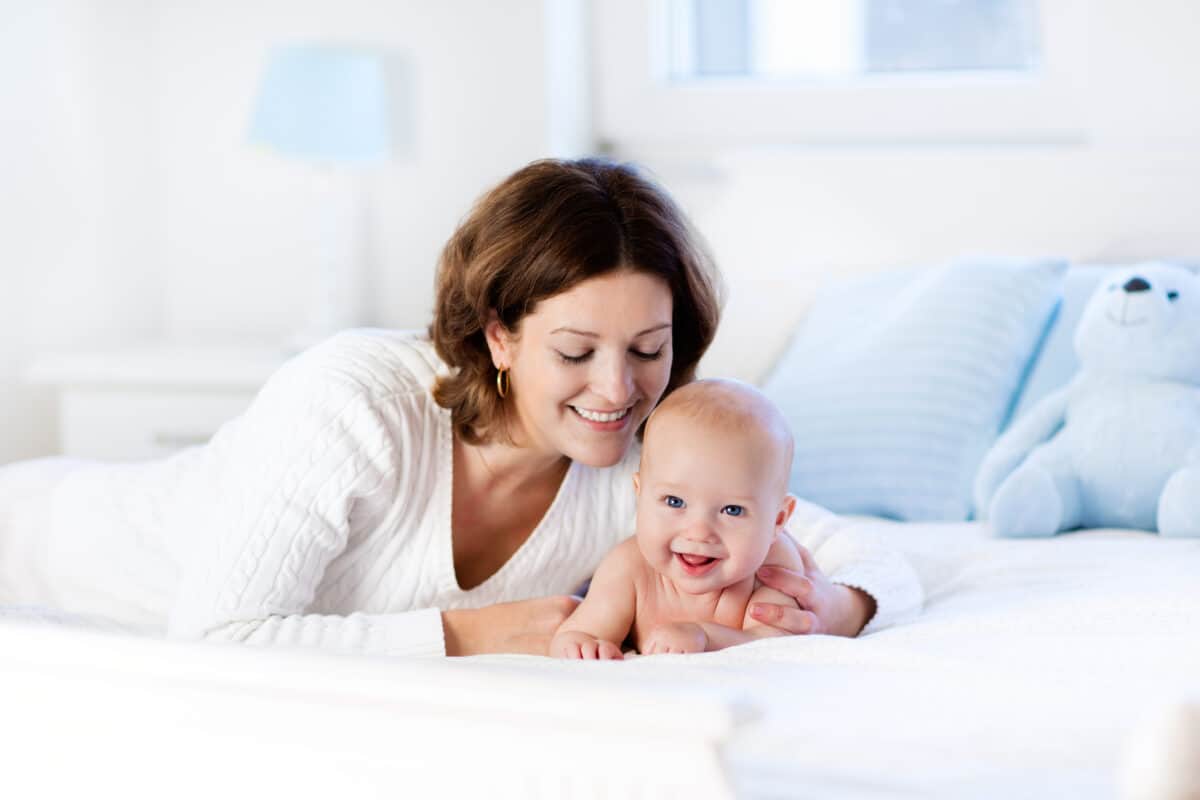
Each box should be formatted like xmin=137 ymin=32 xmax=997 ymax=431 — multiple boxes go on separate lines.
xmin=974 ymin=262 xmax=1200 ymax=537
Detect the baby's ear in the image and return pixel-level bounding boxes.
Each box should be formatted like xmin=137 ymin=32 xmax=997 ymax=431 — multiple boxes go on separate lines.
xmin=775 ymin=494 xmax=798 ymax=529
xmin=632 ymin=472 xmax=641 ymax=495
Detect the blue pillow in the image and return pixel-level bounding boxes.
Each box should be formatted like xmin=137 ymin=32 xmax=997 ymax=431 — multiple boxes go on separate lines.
xmin=762 ymin=258 xmax=1066 ymax=521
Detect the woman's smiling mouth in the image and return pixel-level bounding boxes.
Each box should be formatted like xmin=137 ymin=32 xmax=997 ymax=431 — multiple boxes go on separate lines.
xmin=569 ymin=405 xmax=634 ymax=428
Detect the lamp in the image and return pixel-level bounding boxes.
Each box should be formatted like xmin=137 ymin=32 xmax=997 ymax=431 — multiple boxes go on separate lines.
xmin=248 ymin=43 xmax=394 ymax=349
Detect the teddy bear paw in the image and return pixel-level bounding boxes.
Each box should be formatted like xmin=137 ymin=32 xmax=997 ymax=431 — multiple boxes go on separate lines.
xmin=988 ymin=465 xmax=1064 ymax=538
xmin=1158 ymin=468 xmax=1200 ymax=537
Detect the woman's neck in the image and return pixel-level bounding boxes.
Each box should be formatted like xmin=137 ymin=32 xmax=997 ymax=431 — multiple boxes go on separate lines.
xmin=459 ymin=436 xmax=570 ymax=494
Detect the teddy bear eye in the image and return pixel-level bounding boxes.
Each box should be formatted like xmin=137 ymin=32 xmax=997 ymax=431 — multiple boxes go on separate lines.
xmin=1168 ymin=291 xmax=1180 ymax=302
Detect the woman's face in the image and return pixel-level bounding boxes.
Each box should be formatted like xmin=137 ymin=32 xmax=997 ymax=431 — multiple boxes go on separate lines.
xmin=487 ymin=269 xmax=674 ymax=467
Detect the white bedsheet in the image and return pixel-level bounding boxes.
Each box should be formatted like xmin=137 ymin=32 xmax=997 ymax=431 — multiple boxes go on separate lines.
xmin=469 ymin=519 xmax=1200 ymax=798
xmin=3 ymin=520 xmax=1199 ymax=799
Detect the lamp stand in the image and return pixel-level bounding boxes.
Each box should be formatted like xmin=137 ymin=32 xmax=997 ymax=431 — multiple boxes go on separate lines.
xmin=289 ymin=168 xmax=369 ymax=352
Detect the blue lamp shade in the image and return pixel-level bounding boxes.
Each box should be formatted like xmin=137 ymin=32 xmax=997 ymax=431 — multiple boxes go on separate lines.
xmin=249 ymin=44 xmax=392 ymax=164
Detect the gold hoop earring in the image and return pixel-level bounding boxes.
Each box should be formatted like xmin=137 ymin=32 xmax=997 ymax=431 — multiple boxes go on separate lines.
xmin=496 ymin=367 xmax=510 ymax=399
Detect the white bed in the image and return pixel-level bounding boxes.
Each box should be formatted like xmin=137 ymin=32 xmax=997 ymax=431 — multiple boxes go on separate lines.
xmin=4 ymin=518 xmax=1198 ymax=799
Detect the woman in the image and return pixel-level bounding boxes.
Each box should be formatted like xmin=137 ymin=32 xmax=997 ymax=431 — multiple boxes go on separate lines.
xmin=0 ymin=158 xmax=921 ymax=655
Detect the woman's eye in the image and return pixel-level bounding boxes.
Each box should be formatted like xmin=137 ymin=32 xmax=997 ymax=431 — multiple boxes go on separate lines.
xmin=1168 ymin=291 xmax=1180 ymax=302
xmin=664 ymin=495 xmax=685 ymax=509
xmin=631 ymin=348 xmax=664 ymax=362
xmin=721 ymin=505 xmax=745 ymax=517
xmin=557 ymin=351 xmax=592 ymax=364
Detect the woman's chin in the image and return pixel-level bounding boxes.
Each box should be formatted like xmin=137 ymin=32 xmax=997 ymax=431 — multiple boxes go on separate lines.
xmin=562 ymin=437 xmax=633 ymax=468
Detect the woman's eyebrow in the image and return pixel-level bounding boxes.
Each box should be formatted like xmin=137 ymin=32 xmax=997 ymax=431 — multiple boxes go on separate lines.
xmin=550 ymin=323 xmax=672 ymax=338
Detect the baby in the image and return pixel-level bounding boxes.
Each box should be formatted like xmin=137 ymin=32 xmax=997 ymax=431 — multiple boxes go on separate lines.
xmin=551 ymin=378 xmax=804 ymax=659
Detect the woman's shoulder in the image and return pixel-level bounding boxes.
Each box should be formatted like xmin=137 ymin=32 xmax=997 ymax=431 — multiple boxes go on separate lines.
xmin=269 ymin=329 xmax=448 ymax=404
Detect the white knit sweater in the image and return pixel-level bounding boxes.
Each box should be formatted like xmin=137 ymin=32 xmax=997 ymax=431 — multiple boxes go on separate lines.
xmin=0 ymin=330 xmax=923 ymax=657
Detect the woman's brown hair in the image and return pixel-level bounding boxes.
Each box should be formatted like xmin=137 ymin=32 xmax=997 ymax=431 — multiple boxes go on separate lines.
xmin=429 ymin=158 xmax=723 ymax=444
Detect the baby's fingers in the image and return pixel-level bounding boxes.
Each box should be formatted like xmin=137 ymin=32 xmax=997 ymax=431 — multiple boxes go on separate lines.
xmin=597 ymin=641 xmax=624 ymax=660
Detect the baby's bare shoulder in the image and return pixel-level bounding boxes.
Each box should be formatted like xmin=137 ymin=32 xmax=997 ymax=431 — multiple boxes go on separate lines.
xmin=596 ymin=538 xmax=652 ymax=589
xmin=763 ymin=530 xmax=804 ymax=572
xmin=606 ymin=537 xmax=645 ymax=571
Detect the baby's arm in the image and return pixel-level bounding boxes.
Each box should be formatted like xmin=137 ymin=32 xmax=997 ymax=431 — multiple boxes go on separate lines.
xmin=550 ymin=539 xmax=639 ymax=660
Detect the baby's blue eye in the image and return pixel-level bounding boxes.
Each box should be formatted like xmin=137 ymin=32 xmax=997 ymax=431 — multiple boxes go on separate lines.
xmin=664 ymin=495 xmax=684 ymax=509
xmin=722 ymin=505 xmax=745 ymax=517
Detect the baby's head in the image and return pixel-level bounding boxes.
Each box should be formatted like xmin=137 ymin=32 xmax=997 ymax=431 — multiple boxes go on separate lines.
xmin=633 ymin=378 xmax=796 ymax=594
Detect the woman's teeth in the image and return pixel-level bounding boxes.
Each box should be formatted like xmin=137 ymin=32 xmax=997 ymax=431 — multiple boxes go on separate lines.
xmin=571 ymin=406 xmax=631 ymax=423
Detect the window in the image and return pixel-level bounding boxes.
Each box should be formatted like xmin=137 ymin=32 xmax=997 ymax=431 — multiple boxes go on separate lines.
xmin=667 ymin=0 xmax=1040 ymax=81
xmin=593 ymin=0 xmax=1087 ymax=150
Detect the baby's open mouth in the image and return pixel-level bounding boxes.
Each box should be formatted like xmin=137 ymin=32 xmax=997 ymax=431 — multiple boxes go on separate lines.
xmin=675 ymin=552 xmax=720 ymax=576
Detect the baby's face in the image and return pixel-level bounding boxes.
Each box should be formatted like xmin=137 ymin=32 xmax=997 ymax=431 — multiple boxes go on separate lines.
xmin=634 ymin=413 xmax=789 ymax=594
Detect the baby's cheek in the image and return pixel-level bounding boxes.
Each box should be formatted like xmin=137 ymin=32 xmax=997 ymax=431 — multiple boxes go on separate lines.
xmin=727 ymin=548 xmax=765 ymax=582
xmin=750 ymin=535 xmax=777 ymax=567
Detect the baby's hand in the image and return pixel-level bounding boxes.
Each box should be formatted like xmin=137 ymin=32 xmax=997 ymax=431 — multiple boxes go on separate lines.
xmin=550 ymin=629 xmax=624 ymax=660
xmin=642 ymin=622 xmax=707 ymax=655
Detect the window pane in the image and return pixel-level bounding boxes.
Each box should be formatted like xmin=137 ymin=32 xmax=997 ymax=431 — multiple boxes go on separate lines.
xmin=666 ymin=0 xmax=1040 ymax=81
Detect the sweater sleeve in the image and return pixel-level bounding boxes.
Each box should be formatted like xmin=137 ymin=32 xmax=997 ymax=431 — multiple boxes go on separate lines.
xmin=166 ymin=334 xmax=447 ymax=658
xmin=787 ymin=499 xmax=924 ymax=635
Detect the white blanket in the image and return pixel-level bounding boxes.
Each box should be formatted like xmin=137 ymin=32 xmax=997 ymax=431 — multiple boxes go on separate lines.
xmin=3 ymin=520 xmax=1199 ymax=799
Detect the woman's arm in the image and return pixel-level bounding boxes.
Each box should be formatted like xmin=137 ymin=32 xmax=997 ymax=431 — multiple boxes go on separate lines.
xmin=167 ymin=335 xmax=449 ymax=657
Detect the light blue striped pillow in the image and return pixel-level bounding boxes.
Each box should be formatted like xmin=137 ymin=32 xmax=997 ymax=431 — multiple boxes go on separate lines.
xmin=762 ymin=258 xmax=1066 ymax=521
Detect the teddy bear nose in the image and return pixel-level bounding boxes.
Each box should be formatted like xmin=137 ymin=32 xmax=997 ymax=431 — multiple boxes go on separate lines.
xmin=1123 ymin=277 xmax=1151 ymax=293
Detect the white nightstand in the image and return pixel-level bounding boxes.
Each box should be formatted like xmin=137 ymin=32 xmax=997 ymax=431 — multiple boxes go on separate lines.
xmin=29 ymin=343 xmax=293 ymax=460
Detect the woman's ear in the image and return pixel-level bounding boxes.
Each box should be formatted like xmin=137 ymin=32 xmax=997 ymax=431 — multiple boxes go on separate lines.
xmin=484 ymin=312 xmax=513 ymax=369
xmin=775 ymin=494 xmax=798 ymax=530
xmin=632 ymin=473 xmax=641 ymax=496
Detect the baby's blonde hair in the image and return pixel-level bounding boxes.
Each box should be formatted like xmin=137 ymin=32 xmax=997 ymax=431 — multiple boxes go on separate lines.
xmin=643 ymin=378 xmax=794 ymax=491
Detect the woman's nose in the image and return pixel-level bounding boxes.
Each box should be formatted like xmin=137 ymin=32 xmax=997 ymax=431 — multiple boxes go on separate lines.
xmin=593 ymin=358 xmax=634 ymax=405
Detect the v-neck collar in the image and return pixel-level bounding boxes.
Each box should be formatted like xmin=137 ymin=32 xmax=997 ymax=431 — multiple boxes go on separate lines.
xmin=439 ymin=411 xmax=580 ymax=597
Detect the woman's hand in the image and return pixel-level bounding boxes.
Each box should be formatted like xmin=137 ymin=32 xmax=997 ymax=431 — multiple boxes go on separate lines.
xmin=442 ymin=596 xmax=580 ymax=656
xmin=750 ymin=544 xmax=877 ymax=638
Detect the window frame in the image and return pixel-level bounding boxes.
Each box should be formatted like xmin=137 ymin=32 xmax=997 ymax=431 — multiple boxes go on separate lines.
xmin=593 ymin=0 xmax=1090 ymax=150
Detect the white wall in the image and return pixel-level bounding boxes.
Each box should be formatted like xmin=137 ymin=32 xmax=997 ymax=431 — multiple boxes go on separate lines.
xmin=155 ymin=0 xmax=558 ymax=342
xmin=0 ymin=0 xmax=574 ymax=464
xmin=0 ymin=1 xmax=162 ymax=463
xmin=609 ymin=0 xmax=1200 ymax=382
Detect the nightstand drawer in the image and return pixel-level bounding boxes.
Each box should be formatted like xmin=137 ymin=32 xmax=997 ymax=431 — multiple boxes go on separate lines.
xmin=60 ymin=388 xmax=257 ymax=460
xmin=30 ymin=342 xmax=289 ymax=461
